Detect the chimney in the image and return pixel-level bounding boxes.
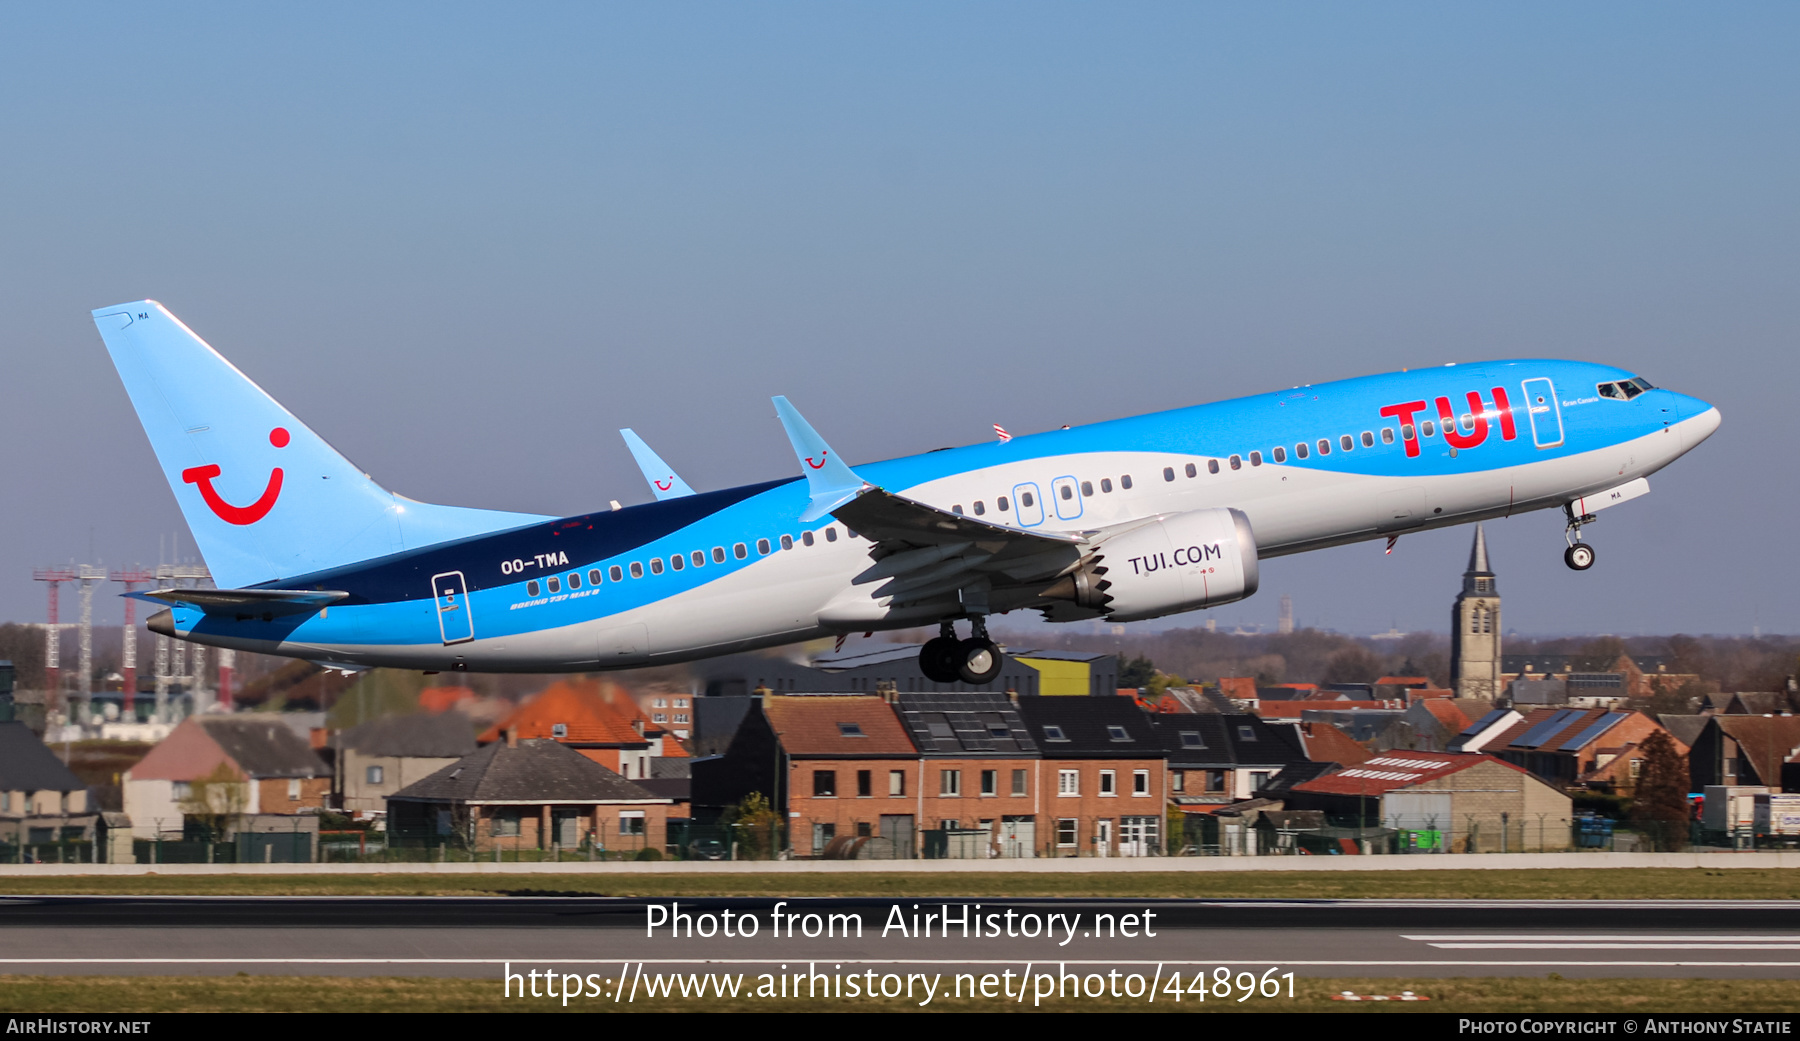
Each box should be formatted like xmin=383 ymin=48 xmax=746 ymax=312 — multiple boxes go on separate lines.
xmin=504 ymin=727 xmax=517 ymax=749
xmin=632 ymin=719 xmax=645 ymax=737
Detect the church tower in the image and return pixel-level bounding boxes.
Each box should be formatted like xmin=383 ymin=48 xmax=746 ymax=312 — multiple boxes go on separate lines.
xmin=1450 ymin=525 xmax=1502 ymax=700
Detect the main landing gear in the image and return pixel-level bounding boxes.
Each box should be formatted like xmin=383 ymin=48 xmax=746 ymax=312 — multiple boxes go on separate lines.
xmin=920 ymin=618 xmax=1003 ymax=685
xmin=1563 ymin=502 xmax=1597 ymax=571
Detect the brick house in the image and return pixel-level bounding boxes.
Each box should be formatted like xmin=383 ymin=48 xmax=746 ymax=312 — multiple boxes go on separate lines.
xmin=388 ymin=735 xmax=672 ymax=852
xmin=889 ymin=691 xmax=1043 ymax=858
xmin=1283 ymin=751 xmax=1572 ymax=852
xmin=1151 ymin=713 xmax=1309 ymax=808
xmin=757 ymin=695 xmax=925 ymax=858
xmin=123 ymin=715 xmax=330 ymax=838
xmin=1014 ymin=696 xmax=1166 ymax=857
xmin=1486 ymin=708 xmax=1686 ymax=793
xmin=478 ymin=679 xmax=685 ymax=781
xmin=334 ymin=712 xmax=478 ymax=815
xmin=1687 ymin=715 xmax=1800 ymax=792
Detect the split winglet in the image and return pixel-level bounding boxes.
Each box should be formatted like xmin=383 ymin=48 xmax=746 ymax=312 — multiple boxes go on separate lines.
xmin=772 ymin=396 xmax=869 ymax=522
xmin=619 ymin=428 xmax=695 ymax=500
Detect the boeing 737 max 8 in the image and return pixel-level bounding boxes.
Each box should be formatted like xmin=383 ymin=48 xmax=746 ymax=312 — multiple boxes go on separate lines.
xmin=95 ymin=301 xmax=1721 ymax=684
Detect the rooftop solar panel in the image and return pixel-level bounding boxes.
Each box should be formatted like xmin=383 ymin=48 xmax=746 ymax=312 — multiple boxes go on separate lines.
xmin=1459 ymin=709 xmax=1508 ymax=737
xmin=1514 ymin=709 xmax=1583 ymax=749
xmin=1557 ymin=711 xmax=1629 ymax=752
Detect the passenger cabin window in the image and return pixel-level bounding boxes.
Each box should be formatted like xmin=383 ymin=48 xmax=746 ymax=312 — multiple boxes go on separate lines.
xmin=1021 ymin=491 xmax=1035 ymax=507
xmin=1100 ymin=479 xmax=1112 ymax=493
xmin=1080 ymin=482 xmax=1092 ymax=497
xmin=952 ymin=504 xmax=964 ymax=514
xmin=1382 ymin=427 xmax=1396 ymax=444
xmin=780 ymin=535 xmax=794 ymax=550
xmin=547 ymin=577 xmax=561 ymax=593
xmin=973 ymin=501 xmax=986 ymax=515
xmin=1207 ymin=459 xmax=1219 ymax=474
xmin=757 ymin=538 xmax=771 ymax=555
xmin=1184 ymin=463 xmax=1197 ymax=478
xmin=588 ymin=569 xmax=603 ymax=585
xmin=1341 ymin=435 xmax=1353 ymax=451
xmin=1249 ymin=451 xmax=1262 ymax=466
xmin=1401 ymin=424 xmax=1415 ymax=441
xmin=734 ymin=543 xmax=748 ymax=559
xmin=998 ymin=495 xmax=1010 ymax=511
xmin=1162 ymin=466 xmax=1175 ymax=482
xmin=825 ymin=527 xmax=838 ymax=542
xmin=629 ymin=562 xmax=644 ymax=579
xmin=1120 ymin=475 xmax=1133 ymax=489
xmin=1422 ymin=420 xmax=1435 ymax=437
xmin=1272 ymin=446 xmax=1286 ymax=463
xmin=802 ymin=531 xmax=815 ymax=546
xmin=693 ymin=550 xmax=706 ymax=566
xmin=1229 ymin=455 xmax=1241 ymax=470
xmin=567 ymin=572 xmax=580 ymax=589
xmin=1060 ymin=484 xmax=1074 ymax=500
xmin=1317 ymin=439 xmax=1330 ymax=455
xmin=649 ymin=559 xmax=663 ymax=575
xmin=712 ymin=547 xmax=726 ymax=563
xmin=1295 ymin=442 xmax=1308 ymax=459
xmin=670 ymin=555 xmax=685 ymax=571
xmin=1361 ymin=431 xmax=1374 ymax=447
xmin=609 ymin=566 xmax=623 ymax=582
xmin=526 ymin=580 xmax=540 ymax=597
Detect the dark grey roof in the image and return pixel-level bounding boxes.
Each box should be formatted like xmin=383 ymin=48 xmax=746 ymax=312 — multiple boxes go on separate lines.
xmin=1297 ymin=708 xmax=1405 ymax=742
xmin=1658 ymin=714 xmax=1709 ymax=749
xmin=195 ymin=717 xmax=328 ymax=778
xmin=893 ymin=692 xmax=1037 ymax=757
xmin=650 ymin=757 xmax=691 ymax=779
xmin=389 ymin=739 xmax=665 ymax=803
xmin=337 ymin=713 xmax=478 ymax=759
xmin=1257 ymin=760 xmax=1339 ymax=795
xmin=1014 ymin=697 xmax=1159 ymax=757
xmin=636 ymin=777 xmax=690 ymax=801
xmin=0 ymin=722 xmax=85 ymax=792
xmin=1150 ymin=713 xmax=1307 ymax=768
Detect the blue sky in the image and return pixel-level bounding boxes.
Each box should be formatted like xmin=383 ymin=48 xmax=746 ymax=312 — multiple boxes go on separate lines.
xmin=1 ymin=4 xmax=1795 ymax=637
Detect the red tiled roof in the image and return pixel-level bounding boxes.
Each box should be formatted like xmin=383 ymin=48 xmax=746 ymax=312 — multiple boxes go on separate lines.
xmin=1376 ymin=676 xmax=1429 ymax=687
xmin=1295 ymin=721 xmax=1371 ymax=765
xmin=419 ymin=686 xmax=478 ymax=713
xmin=478 ymin=679 xmax=659 ymax=749
xmin=1290 ymin=751 xmax=1528 ymax=796
xmin=1218 ymin=677 xmax=1257 ymax=701
xmin=1420 ymin=699 xmax=1472 ymax=734
xmin=765 ymin=696 xmax=917 ymax=756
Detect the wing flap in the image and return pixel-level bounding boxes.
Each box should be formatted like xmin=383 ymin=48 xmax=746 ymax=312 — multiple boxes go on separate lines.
xmin=130 ymin=587 xmax=349 ymax=616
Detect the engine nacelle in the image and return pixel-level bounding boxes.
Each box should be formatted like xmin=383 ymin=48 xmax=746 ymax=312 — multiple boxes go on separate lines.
xmin=1043 ymin=508 xmax=1259 ymax=623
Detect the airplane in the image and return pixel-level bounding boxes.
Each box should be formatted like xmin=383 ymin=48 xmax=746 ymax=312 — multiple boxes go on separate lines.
xmin=95 ymin=300 xmax=1721 ymax=685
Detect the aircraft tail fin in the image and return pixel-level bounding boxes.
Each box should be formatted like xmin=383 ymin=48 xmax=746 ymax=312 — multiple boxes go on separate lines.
xmin=93 ymin=302 xmax=552 ymax=588
xmin=619 ymin=428 xmax=695 ymax=500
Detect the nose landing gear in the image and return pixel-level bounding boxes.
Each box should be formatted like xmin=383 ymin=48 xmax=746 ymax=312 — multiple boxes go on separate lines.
xmin=919 ymin=618 xmax=1003 ymax=685
xmin=1563 ymin=502 xmax=1597 ymax=571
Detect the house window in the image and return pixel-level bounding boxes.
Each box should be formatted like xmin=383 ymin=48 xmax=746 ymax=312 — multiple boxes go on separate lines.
xmin=1630 ymin=758 xmax=1644 ymax=780
xmin=287 ymin=778 xmax=301 ymax=801
xmin=1107 ymin=725 xmax=1132 ymax=742
xmin=1205 ymin=770 xmax=1226 ymax=793
xmin=837 ymin=722 xmax=865 ymax=737
xmin=552 ymin=723 xmax=568 ymax=737
xmin=1057 ymin=819 xmax=1078 ymax=847
xmin=619 ymin=812 xmax=646 ymax=836
xmin=857 ymin=770 xmax=872 ymax=797
xmin=813 ymin=770 xmax=837 ymax=797
xmin=366 ymin=765 xmax=384 ymax=786
xmin=811 ymin=823 xmax=836 ymax=852
xmin=889 ymin=770 xmax=906 ymax=796
xmin=674 ymin=713 xmax=688 ymax=724
xmin=941 ymin=769 xmax=961 ymax=796
xmin=1250 ymin=771 xmax=1272 ymax=792
xmin=1179 ymin=731 xmax=1204 ymax=749
xmin=981 ymin=770 xmax=998 ymax=796
xmin=1171 ymin=770 xmax=1186 ymax=793
xmin=1042 ymin=725 xmax=1068 ymax=742
xmin=1237 ymin=725 xmax=1257 ymax=742
xmin=1011 ymin=769 xmax=1028 ymax=796
xmin=1058 ymin=769 xmax=1079 ymax=796
xmin=491 ymin=809 xmax=521 ymax=837
xmin=1133 ymin=770 xmax=1150 ymax=796
xmin=1100 ymin=770 xmax=1116 ymax=796
xmin=652 ymin=713 xmax=666 ymax=723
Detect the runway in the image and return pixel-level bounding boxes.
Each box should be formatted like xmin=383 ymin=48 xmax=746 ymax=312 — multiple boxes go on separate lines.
xmin=4 ymin=896 xmax=1799 ymax=980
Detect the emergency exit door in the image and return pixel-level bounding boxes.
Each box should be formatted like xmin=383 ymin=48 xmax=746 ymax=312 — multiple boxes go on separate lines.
xmin=431 ymin=571 xmax=475 ymax=645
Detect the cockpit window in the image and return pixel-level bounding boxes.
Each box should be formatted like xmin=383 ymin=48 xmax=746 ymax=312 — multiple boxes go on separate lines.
xmin=1599 ymin=377 xmax=1654 ymax=401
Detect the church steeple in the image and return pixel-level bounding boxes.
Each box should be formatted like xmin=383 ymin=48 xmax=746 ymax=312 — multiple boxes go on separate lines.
xmin=1451 ymin=524 xmax=1502 ymax=700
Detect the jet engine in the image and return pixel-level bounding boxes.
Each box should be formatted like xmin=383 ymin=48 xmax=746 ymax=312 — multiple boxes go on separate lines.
xmin=1041 ymin=507 xmax=1259 ymax=622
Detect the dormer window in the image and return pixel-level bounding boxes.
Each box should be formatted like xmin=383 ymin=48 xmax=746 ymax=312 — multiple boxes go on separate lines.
xmin=552 ymin=723 xmax=567 ymax=738
xmin=1042 ymin=725 xmax=1069 ymax=742
xmin=838 ymin=722 xmax=866 ymax=738
xmin=1236 ymin=725 xmax=1256 ymax=742
xmin=1107 ymin=725 xmax=1132 ymax=742
xmin=1179 ymin=731 xmax=1205 ymax=749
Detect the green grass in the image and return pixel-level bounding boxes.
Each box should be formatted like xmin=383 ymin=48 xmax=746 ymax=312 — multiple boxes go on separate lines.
xmin=2 ymin=867 xmax=1798 ymax=899
xmin=1 ymin=974 xmax=1796 ymax=1013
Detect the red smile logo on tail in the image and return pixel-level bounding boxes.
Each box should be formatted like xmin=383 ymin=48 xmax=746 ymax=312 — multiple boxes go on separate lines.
xmin=182 ymin=427 xmax=288 ymax=525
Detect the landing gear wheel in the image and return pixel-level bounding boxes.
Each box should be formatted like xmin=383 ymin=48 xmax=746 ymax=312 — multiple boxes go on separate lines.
xmin=1564 ymin=543 xmax=1596 ymax=571
xmin=957 ymin=638 xmax=1003 ymax=684
xmin=919 ymin=637 xmax=963 ymax=683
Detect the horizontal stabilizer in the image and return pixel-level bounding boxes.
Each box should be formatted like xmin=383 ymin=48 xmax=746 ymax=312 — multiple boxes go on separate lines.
xmin=129 ymin=587 xmax=348 ymax=616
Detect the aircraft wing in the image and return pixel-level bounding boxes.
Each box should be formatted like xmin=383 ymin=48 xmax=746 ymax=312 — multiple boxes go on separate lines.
xmin=619 ymin=428 xmax=696 ymax=500
xmin=129 ymin=587 xmax=349 ymax=616
xmin=832 ymin=488 xmax=1086 ymax=606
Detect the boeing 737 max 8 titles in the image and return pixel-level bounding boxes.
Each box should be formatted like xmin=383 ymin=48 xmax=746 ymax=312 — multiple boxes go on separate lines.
xmin=96 ymin=301 xmax=1721 ymax=684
